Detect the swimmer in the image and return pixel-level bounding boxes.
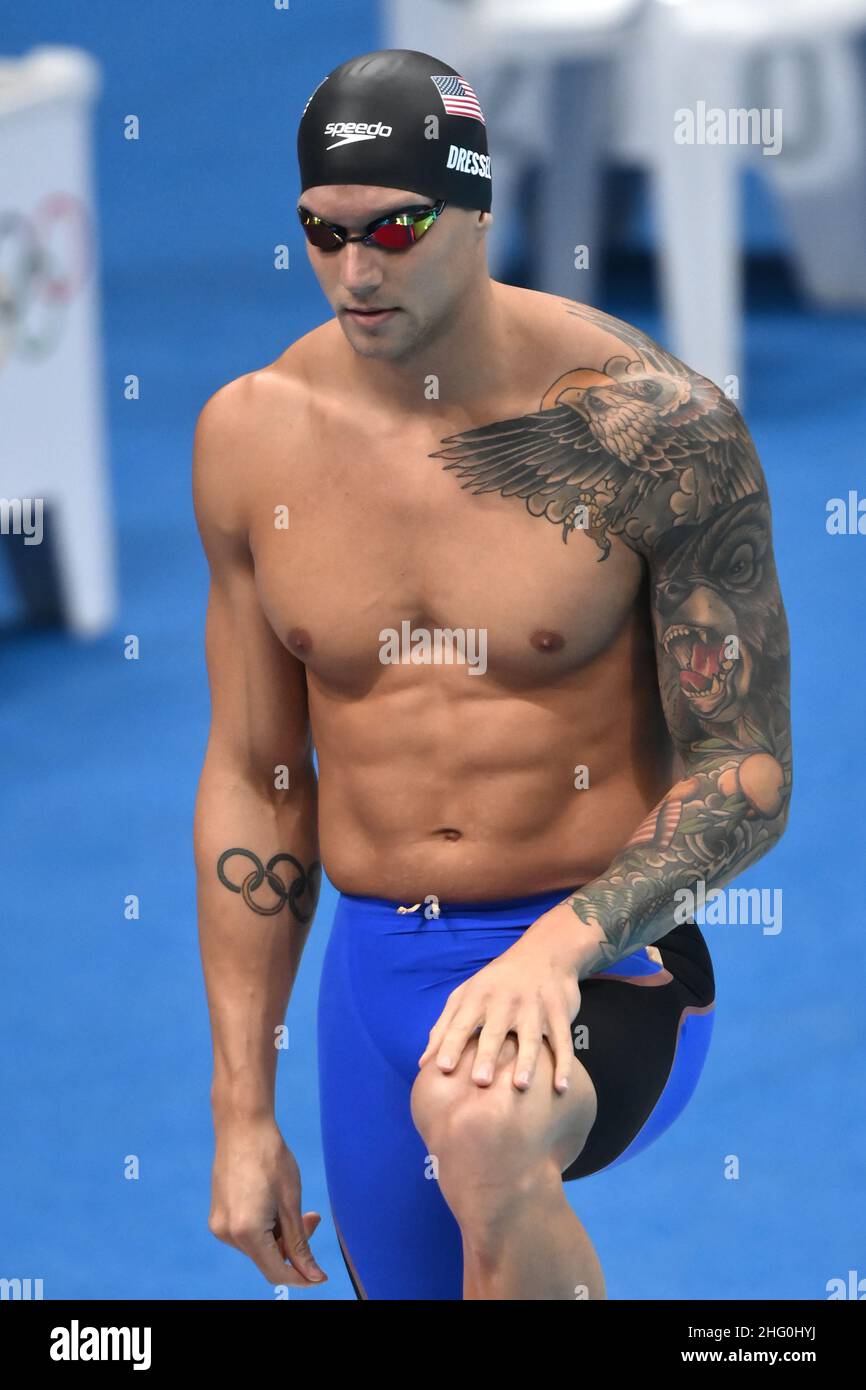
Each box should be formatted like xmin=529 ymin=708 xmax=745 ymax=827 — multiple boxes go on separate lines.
xmin=192 ymin=48 xmax=792 ymax=1300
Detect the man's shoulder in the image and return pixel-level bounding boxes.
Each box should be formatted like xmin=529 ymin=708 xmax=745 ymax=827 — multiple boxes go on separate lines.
xmin=528 ymin=288 xmax=696 ymax=384
xmin=197 ymin=324 xmax=333 ymax=433
xmin=508 ymin=286 xmax=731 ymax=416
xmin=509 ymin=289 xmax=763 ymax=558
xmin=191 ymin=327 xmax=336 ymax=537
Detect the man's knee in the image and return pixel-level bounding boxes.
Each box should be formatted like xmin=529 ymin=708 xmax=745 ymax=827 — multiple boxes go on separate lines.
xmin=410 ymin=1033 xmax=596 ymax=1178
xmin=410 ymin=1033 xmax=519 ymax=1151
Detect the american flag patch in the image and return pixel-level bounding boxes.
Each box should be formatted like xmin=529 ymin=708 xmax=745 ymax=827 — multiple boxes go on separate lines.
xmin=430 ymin=74 xmax=485 ymax=124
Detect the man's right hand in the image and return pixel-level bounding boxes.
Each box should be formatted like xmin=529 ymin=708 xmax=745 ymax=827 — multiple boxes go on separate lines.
xmin=208 ymin=1113 xmax=328 ymax=1288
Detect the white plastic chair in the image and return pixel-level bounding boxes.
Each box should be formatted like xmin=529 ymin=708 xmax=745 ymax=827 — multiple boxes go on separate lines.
xmin=482 ymin=0 xmax=866 ymax=389
xmin=383 ymin=0 xmax=561 ymax=280
xmin=628 ymin=0 xmax=866 ymax=390
xmin=383 ymin=0 xmax=643 ymax=300
xmin=386 ymin=0 xmax=866 ymax=395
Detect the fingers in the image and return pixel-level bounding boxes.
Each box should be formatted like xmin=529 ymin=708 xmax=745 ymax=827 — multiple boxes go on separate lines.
xmin=211 ymin=1219 xmax=293 ymax=1286
xmin=546 ymin=1003 xmax=578 ymax=1093
xmin=416 ymin=987 xmax=464 ymax=1068
xmin=511 ymin=1008 xmax=545 ymax=1091
xmin=427 ymin=1010 xmax=485 ymax=1076
xmin=469 ymin=1010 xmax=527 ymax=1085
xmin=212 ymin=1209 xmax=327 ymax=1288
xmin=418 ymin=986 xmax=579 ymax=1094
xmin=273 ymin=1207 xmax=328 ymax=1285
xmin=253 ymin=1231 xmax=313 ymax=1288
xmin=509 ymin=995 xmax=579 ymax=1093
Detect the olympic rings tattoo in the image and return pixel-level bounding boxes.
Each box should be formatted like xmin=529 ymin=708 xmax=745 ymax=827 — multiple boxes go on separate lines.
xmin=216 ymin=848 xmax=321 ymax=923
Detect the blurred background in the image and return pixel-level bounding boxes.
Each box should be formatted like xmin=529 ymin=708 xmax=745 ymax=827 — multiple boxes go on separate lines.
xmin=1 ymin=0 xmax=864 ymax=1301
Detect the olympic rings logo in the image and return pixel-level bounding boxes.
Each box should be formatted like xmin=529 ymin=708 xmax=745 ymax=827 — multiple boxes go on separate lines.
xmin=217 ymin=849 xmax=322 ymax=923
xmin=0 ymin=192 xmax=93 ymax=375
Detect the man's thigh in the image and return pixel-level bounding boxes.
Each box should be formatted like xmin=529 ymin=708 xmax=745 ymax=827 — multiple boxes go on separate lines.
xmin=562 ymin=959 xmax=715 ymax=1180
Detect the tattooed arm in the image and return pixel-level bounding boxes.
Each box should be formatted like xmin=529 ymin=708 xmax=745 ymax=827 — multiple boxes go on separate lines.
xmin=192 ymin=381 xmax=320 ymax=1123
xmin=432 ymin=300 xmax=792 ymax=976
xmin=535 ymin=309 xmax=792 ymax=974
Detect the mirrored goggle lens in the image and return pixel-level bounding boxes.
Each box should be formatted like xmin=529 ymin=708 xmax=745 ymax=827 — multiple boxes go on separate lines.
xmin=302 ymin=220 xmax=342 ymax=250
xmin=367 ymin=220 xmax=418 ymax=249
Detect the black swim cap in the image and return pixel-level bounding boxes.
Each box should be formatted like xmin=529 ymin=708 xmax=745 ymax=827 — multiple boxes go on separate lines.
xmin=297 ymin=49 xmax=492 ymax=213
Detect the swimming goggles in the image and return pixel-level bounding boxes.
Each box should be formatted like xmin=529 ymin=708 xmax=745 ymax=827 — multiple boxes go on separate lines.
xmin=297 ymin=198 xmax=446 ymax=251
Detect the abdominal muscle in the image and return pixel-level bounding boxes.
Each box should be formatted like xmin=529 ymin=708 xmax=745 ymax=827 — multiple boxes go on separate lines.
xmin=309 ymin=671 xmax=675 ymax=903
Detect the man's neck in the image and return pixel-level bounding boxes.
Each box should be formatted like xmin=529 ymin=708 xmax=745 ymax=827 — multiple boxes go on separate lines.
xmin=338 ymin=276 xmax=515 ymax=419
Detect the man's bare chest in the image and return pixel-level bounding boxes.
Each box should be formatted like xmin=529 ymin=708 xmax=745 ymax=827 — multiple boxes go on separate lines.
xmin=248 ymin=403 xmax=648 ymax=689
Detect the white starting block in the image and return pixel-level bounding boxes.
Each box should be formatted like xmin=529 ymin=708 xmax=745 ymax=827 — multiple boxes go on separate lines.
xmin=0 ymin=45 xmax=116 ymax=636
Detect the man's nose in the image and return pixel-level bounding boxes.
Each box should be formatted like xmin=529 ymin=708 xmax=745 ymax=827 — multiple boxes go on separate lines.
xmin=338 ymin=241 xmax=385 ymax=294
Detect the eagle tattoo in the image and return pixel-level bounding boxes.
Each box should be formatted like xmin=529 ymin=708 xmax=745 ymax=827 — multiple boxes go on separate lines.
xmin=429 ymin=300 xmax=759 ymax=559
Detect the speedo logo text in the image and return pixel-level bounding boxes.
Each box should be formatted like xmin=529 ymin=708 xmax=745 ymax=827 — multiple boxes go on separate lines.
xmin=324 ymin=120 xmax=393 ymax=148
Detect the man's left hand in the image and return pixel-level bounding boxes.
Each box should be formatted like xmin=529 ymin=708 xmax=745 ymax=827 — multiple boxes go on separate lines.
xmin=416 ymin=917 xmax=583 ymax=1092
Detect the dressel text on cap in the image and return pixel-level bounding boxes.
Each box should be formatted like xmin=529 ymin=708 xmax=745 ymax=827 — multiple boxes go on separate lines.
xmin=445 ymin=144 xmax=491 ymax=179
